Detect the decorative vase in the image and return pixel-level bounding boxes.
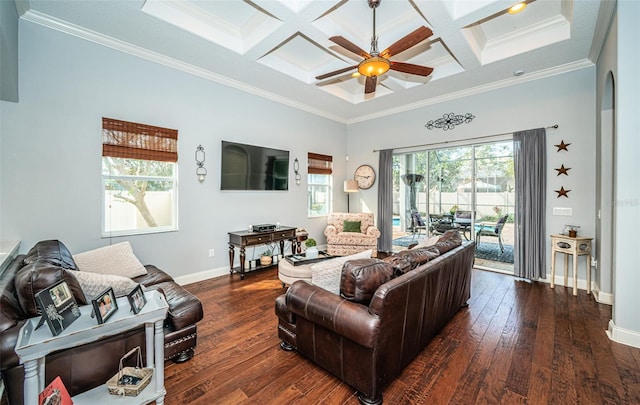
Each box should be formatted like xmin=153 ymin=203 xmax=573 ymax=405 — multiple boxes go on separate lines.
xmin=260 ymin=256 xmax=272 ymax=266
xmin=306 ymin=247 xmax=318 ymax=259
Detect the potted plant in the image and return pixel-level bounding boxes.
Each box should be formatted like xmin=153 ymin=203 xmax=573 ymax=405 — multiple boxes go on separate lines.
xmin=305 ymin=238 xmax=318 ymax=259
xmin=260 ymin=246 xmax=274 ymax=266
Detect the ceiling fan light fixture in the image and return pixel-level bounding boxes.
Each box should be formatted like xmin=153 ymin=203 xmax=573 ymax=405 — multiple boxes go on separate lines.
xmin=358 ymin=57 xmax=390 ymax=77
xmin=508 ymin=2 xmax=527 ymax=14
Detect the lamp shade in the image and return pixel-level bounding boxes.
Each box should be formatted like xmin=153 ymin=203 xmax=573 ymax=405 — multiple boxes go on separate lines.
xmin=358 ymin=57 xmax=390 ymax=77
xmin=344 ymin=180 xmax=359 ymax=192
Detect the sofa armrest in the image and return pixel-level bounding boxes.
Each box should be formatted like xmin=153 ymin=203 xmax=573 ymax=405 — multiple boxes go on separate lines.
xmin=365 ymin=226 xmax=381 ymax=238
xmin=285 ymin=281 xmax=380 ymax=349
xmin=324 ymin=225 xmax=338 ymax=237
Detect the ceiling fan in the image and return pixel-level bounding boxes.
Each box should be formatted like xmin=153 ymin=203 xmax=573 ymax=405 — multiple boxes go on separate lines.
xmin=316 ymin=0 xmax=434 ymax=94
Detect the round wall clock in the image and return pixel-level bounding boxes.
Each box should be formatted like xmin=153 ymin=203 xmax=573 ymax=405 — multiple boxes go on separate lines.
xmin=354 ymin=164 xmax=376 ymax=189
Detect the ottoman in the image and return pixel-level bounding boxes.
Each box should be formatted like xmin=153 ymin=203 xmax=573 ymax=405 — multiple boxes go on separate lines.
xmin=277 ymin=259 xmax=312 ymax=287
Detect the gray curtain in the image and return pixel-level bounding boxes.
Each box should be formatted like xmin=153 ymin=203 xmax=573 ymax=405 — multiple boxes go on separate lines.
xmin=377 ymin=149 xmax=393 ymax=254
xmin=513 ymin=128 xmax=547 ymax=279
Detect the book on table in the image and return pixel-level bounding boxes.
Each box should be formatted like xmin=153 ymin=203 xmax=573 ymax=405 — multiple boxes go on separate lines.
xmin=39 ymin=376 xmax=73 ymax=405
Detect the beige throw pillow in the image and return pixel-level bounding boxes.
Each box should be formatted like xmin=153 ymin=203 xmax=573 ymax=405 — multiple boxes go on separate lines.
xmin=311 ymin=249 xmax=373 ymax=294
xmin=69 ymin=270 xmax=138 ymax=301
xmin=415 ymin=235 xmax=440 ymax=248
xmin=73 ymin=242 xmax=147 ymax=278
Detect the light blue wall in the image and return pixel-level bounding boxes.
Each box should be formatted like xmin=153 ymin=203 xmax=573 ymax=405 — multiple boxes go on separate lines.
xmin=0 ymin=21 xmax=346 ymax=278
xmin=346 ymin=67 xmax=597 ymax=285
xmin=609 ymin=0 xmax=640 ymax=345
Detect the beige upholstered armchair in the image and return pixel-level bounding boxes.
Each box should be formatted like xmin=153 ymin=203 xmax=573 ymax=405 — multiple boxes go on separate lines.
xmin=324 ymin=212 xmax=380 ymax=257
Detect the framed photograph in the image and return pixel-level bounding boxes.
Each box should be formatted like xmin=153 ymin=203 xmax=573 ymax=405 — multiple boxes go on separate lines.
xmin=35 ymin=280 xmax=81 ymax=336
xmin=127 ymin=284 xmax=147 ymax=314
xmin=91 ymin=287 xmax=118 ymax=324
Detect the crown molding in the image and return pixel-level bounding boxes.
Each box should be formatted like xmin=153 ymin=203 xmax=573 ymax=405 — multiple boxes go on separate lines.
xmin=347 ymin=59 xmax=595 ymax=125
xmin=19 ymin=9 xmax=348 ymax=124
xmin=18 ymin=8 xmax=598 ymax=127
xmin=589 ymin=0 xmax=616 ymax=63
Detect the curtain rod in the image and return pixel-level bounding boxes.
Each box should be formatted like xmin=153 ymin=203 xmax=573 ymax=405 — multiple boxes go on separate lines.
xmin=373 ymin=124 xmax=558 ymax=153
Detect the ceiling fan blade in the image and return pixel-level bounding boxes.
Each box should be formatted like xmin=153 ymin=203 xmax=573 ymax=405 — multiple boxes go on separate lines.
xmin=380 ymin=26 xmax=433 ymax=58
xmin=390 ymin=62 xmax=433 ymax=76
xmin=329 ymin=36 xmax=371 ymax=59
xmin=316 ymin=65 xmax=358 ymax=80
xmin=364 ymin=76 xmax=377 ymax=94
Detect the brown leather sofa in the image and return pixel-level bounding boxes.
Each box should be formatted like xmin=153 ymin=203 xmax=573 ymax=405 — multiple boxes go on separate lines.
xmin=0 ymin=240 xmax=204 ymax=405
xmin=275 ymin=231 xmax=474 ymax=405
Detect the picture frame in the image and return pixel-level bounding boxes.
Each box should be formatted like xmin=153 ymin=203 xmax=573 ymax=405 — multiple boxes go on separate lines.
xmin=35 ymin=280 xmax=81 ymax=336
xmin=127 ymin=284 xmax=147 ymax=314
xmin=91 ymin=287 xmax=118 ymax=324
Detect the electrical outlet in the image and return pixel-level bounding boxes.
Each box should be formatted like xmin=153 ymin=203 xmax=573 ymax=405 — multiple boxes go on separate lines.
xmin=209 ymin=249 xmax=215 ymax=257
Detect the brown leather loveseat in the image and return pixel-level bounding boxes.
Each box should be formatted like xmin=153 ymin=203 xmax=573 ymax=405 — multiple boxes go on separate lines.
xmin=275 ymin=231 xmax=474 ymax=404
xmin=0 ymin=240 xmax=204 ymax=405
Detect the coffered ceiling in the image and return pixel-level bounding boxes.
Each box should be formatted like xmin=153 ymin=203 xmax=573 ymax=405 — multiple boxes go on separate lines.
xmin=16 ymin=0 xmax=612 ymax=123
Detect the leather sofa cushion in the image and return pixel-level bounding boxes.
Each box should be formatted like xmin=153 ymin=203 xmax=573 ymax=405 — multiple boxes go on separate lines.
xmin=0 ymin=256 xmax=27 ymax=333
xmin=144 ymin=281 xmax=203 ymax=330
xmin=23 ymin=240 xmax=78 ymax=270
xmin=382 ymin=254 xmax=413 ymax=277
xmin=395 ymin=246 xmax=440 ymax=271
xmin=133 ymin=265 xmax=174 ymax=286
xmin=434 ymin=229 xmax=463 ymax=254
xmin=340 ymin=258 xmax=393 ymax=304
xmin=14 ymin=260 xmax=88 ymax=317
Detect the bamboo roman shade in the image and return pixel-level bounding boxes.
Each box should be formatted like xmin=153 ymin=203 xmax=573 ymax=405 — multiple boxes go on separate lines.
xmin=102 ymin=117 xmax=178 ymax=162
xmin=308 ymin=152 xmax=333 ymax=175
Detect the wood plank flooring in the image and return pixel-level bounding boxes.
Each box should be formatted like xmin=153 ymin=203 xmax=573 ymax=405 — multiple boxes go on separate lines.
xmin=163 ymin=267 xmax=640 ymax=404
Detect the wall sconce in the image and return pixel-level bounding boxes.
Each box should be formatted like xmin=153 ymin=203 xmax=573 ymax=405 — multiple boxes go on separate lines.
xmin=195 ymin=145 xmax=207 ymax=183
xmin=293 ymin=158 xmax=301 ymax=186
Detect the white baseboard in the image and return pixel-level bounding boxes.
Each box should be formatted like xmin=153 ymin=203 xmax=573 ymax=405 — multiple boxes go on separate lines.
xmin=606 ymin=319 xmax=640 ymax=349
xmin=591 ymin=284 xmax=614 ymax=305
xmin=173 ymin=266 xmax=229 ymax=286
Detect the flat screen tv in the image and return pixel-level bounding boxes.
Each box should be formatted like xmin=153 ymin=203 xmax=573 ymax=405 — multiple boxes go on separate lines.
xmin=220 ymin=140 xmax=289 ymax=191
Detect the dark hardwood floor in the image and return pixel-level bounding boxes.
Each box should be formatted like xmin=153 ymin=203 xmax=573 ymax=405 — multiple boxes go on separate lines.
xmin=163 ymin=267 xmax=640 ymax=404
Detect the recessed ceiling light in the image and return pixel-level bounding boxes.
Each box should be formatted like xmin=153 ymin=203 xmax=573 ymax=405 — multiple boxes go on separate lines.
xmin=352 ymin=72 xmax=361 ymax=78
xmin=514 ymin=69 xmax=525 ymax=76
xmin=508 ymin=2 xmax=527 ymax=14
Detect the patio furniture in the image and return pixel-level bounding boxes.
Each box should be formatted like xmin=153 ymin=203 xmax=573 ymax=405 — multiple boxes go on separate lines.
xmin=454 ymin=210 xmax=473 ymax=240
xmin=410 ymin=210 xmax=428 ymax=239
xmin=429 ymin=213 xmax=456 ymax=235
xmin=475 ymin=214 xmax=509 ymax=252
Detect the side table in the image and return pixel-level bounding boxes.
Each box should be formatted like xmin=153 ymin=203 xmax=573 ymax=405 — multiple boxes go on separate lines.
xmin=550 ymin=234 xmax=592 ymax=296
xmin=15 ymin=290 xmax=169 ymax=405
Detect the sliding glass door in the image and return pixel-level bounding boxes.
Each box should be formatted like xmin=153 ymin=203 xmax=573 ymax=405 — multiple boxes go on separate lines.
xmin=392 ymin=140 xmax=515 ymax=272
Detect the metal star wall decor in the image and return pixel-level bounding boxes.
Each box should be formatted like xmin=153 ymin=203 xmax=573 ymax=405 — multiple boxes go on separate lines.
xmin=555 ymin=164 xmax=571 ymax=176
xmin=425 ymin=113 xmax=475 ymax=131
xmin=555 ymin=186 xmax=571 ymax=198
xmin=554 ymin=140 xmax=570 ymax=151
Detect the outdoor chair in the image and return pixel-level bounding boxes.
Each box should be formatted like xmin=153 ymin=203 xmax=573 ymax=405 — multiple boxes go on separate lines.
xmin=410 ymin=211 xmax=428 ymax=239
xmin=475 ymin=214 xmax=509 ymax=252
xmin=453 ymin=210 xmax=474 ymax=240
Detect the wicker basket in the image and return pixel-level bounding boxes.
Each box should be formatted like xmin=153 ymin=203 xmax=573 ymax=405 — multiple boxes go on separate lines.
xmin=106 ymin=346 xmax=153 ymax=397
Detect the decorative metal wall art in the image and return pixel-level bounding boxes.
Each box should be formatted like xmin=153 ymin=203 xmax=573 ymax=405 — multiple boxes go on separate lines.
xmin=554 ymin=140 xmax=570 ymax=151
xmin=555 ymin=164 xmax=571 ymax=176
xmin=425 ymin=113 xmax=475 ymax=131
xmin=555 ymin=186 xmax=571 ymax=198
xmin=293 ymin=158 xmax=301 ymax=185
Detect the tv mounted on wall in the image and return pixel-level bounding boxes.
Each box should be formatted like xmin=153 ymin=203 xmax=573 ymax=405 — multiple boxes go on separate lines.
xmin=220 ymin=141 xmax=290 ymax=191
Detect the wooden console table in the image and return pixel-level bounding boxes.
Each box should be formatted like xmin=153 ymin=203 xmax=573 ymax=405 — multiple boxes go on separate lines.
xmin=15 ymin=290 xmax=168 ymax=405
xmin=228 ymin=226 xmax=297 ymax=279
xmin=550 ymin=234 xmax=592 ymax=296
